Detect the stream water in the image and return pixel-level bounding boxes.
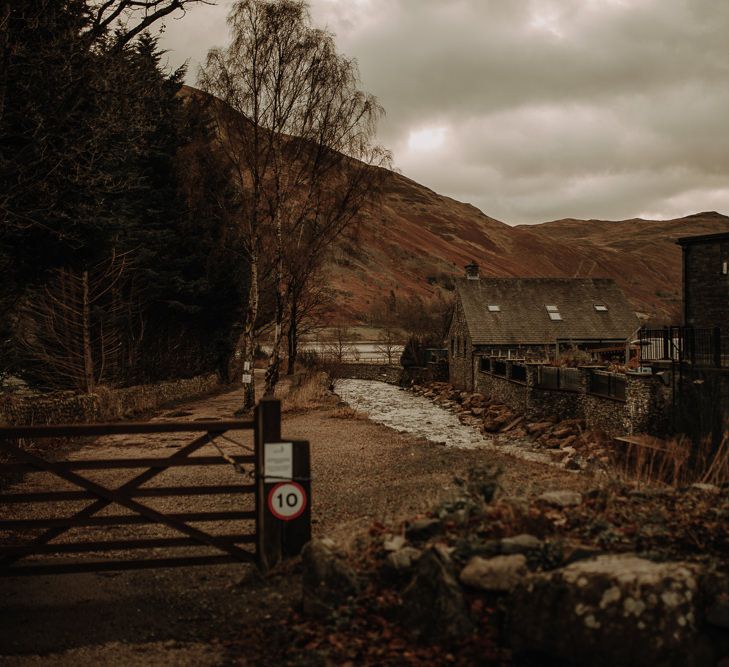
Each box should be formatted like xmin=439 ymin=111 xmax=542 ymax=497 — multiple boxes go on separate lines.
xmin=334 ymin=379 xmax=555 ymax=465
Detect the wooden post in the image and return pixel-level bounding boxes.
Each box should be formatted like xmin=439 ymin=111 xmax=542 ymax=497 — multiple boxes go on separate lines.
xmin=255 ymin=399 xmax=281 ymax=571
xmin=713 ymin=327 xmax=721 ymax=368
xmin=254 ymin=399 xmax=311 ymax=571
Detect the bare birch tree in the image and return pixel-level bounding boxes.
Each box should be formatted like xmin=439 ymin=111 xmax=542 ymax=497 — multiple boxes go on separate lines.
xmin=16 ymin=253 xmax=131 ymax=392
xmin=199 ymin=0 xmax=389 ymax=408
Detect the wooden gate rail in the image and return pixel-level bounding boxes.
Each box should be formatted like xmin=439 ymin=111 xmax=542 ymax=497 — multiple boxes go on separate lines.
xmin=0 ymin=417 xmax=260 ymax=576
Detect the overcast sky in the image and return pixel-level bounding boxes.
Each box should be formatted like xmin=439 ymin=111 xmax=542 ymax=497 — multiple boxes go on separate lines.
xmin=159 ymin=0 xmax=729 ymax=225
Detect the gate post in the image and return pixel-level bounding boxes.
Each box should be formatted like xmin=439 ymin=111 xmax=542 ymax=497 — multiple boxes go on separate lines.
xmin=254 ymin=399 xmax=311 ymax=572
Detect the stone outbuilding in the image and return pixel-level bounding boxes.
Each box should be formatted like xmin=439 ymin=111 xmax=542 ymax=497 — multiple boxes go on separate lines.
xmin=448 ymin=264 xmax=639 ymax=390
xmin=677 ymin=230 xmax=729 ymax=330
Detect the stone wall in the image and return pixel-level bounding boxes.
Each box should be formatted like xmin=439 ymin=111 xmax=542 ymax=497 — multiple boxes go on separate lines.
xmin=0 ymin=373 xmax=221 ymax=426
xmin=474 ymin=366 xmax=527 ymax=413
xmin=472 ymin=356 xmax=669 ymax=437
xmin=333 ymin=363 xmax=402 ymax=385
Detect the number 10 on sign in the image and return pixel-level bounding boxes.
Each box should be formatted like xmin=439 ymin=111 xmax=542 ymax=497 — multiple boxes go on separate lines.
xmin=267 ymin=482 xmax=307 ymax=521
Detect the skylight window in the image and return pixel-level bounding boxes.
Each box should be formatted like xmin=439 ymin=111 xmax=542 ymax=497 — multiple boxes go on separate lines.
xmin=487 ymin=305 xmax=501 ymax=312
xmin=545 ymin=305 xmax=562 ymax=321
xmin=545 ymin=305 xmax=559 ymax=312
xmin=594 ymin=304 xmax=608 ymax=312
xmin=548 ymin=312 xmax=563 ymax=321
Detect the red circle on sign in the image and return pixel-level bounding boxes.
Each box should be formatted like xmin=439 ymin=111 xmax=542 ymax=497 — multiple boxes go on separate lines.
xmin=267 ymin=481 xmax=307 ymax=521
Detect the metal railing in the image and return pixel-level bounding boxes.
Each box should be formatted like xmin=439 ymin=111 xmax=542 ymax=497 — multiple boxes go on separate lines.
xmin=640 ymin=326 xmax=729 ymax=368
xmin=588 ymin=370 xmax=627 ymax=401
xmin=536 ymin=366 xmax=581 ymax=392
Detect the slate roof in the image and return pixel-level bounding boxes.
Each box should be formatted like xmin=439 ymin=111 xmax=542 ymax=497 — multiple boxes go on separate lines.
xmin=456 ymin=277 xmax=639 ymax=346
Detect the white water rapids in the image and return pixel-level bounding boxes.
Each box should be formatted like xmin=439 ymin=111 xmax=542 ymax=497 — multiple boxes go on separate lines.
xmin=334 ymin=379 xmax=556 ymax=465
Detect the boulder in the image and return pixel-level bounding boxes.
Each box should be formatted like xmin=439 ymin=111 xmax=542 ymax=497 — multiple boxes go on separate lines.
xmin=508 ymin=555 xmax=720 ymax=667
xmin=383 ymin=535 xmax=407 ymax=552
xmin=301 ymin=539 xmax=359 ymax=618
xmin=405 ymin=518 xmax=442 ymax=542
xmin=384 ymin=546 xmax=422 ymax=575
xmin=460 ymin=554 xmax=528 ymax=592
xmin=537 ymin=490 xmax=583 ymax=508
xmin=482 ymin=419 xmax=501 ymax=433
xmin=501 ymin=534 xmax=542 ymax=555
xmin=526 ymin=421 xmax=552 ymax=436
xmin=402 ymin=546 xmax=473 ymax=641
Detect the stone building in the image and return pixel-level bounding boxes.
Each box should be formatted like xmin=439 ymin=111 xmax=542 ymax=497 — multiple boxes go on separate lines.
xmin=677 ymin=231 xmax=729 ymax=329
xmin=448 ymin=264 xmax=639 ymax=390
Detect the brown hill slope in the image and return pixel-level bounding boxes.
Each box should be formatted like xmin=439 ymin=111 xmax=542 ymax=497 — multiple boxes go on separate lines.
xmin=183 ymin=85 xmax=729 ymax=324
xmin=327 ymin=166 xmax=729 ymax=324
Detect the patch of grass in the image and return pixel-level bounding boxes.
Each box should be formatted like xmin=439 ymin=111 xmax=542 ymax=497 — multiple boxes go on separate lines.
xmin=282 ymin=371 xmax=332 ymax=413
xmin=610 ymin=432 xmax=729 ymax=488
xmin=328 ymin=405 xmax=368 ymax=420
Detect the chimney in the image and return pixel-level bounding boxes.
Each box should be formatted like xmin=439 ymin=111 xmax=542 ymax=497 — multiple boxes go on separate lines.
xmin=465 ymin=261 xmax=480 ymax=280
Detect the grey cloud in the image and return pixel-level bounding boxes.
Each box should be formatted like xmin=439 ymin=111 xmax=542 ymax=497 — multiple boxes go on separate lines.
xmin=160 ymin=0 xmax=729 ymax=223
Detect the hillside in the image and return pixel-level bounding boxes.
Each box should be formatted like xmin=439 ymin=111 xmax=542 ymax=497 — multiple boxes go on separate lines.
xmin=183 ymin=86 xmax=729 ymax=325
xmin=326 ymin=167 xmax=729 ymax=324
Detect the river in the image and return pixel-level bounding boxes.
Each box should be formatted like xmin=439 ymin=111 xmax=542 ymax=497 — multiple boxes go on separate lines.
xmin=334 ymin=379 xmax=556 ymax=465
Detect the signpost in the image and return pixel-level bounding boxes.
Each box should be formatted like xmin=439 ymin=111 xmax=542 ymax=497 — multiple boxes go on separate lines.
xmin=255 ymin=399 xmax=311 ymax=570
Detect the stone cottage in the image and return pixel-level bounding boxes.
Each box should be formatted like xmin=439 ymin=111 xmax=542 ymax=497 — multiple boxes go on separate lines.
xmin=448 ymin=264 xmax=639 ymax=390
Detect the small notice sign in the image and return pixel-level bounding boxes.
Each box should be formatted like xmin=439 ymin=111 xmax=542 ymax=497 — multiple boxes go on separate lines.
xmin=267 ymin=481 xmax=307 ymax=521
xmin=264 ymin=442 xmax=293 ymax=483
xmin=241 ymin=373 xmax=252 ymax=384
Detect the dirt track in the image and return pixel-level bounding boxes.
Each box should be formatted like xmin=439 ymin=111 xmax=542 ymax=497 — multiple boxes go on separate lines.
xmin=0 ymin=380 xmax=589 ymax=664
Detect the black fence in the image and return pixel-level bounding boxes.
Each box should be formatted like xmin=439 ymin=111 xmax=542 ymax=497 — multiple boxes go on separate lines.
xmin=536 ymin=366 xmax=581 ymax=392
xmin=588 ymin=370 xmax=626 ymax=401
xmin=640 ymin=326 xmax=729 ymax=368
xmin=491 ymin=360 xmax=507 ymax=376
xmin=511 ymin=364 xmax=527 ymax=383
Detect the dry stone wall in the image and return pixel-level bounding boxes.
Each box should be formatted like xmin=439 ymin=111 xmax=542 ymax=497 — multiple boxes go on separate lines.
xmin=333 ymin=363 xmax=402 ymax=385
xmin=0 ymin=373 xmax=221 ymax=426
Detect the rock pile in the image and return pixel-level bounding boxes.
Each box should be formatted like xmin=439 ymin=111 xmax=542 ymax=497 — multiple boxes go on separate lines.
xmin=298 ymin=480 xmax=729 ymax=665
xmin=411 ymin=382 xmax=520 ymax=435
xmin=411 ymin=381 xmax=610 ymax=471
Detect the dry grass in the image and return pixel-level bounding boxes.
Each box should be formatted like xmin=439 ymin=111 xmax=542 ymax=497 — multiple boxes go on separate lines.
xmin=611 ymin=432 xmax=729 ymax=488
xmin=281 ymin=371 xmax=332 ymax=413
xmin=328 ymin=406 xmax=368 ymax=420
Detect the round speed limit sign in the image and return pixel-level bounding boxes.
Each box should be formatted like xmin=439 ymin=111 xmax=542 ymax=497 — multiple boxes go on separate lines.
xmin=267 ymin=482 xmax=307 ymax=521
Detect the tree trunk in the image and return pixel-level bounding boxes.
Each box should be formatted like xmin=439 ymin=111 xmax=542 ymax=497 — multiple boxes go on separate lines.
xmin=264 ymin=213 xmax=286 ymax=396
xmin=241 ymin=250 xmax=259 ymax=410
xmin=286 ymin=292 xmax=298 ymax=375
xmin=81 ymin=270 xmax=95 ymax=394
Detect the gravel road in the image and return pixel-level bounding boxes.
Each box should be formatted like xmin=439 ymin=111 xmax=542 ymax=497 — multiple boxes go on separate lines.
xmin=0 ymin=377 xmax=590 ymax=664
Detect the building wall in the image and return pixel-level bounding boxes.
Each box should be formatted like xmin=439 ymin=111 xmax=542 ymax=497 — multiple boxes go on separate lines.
xmin=448 ymin=298 xmax=474 ymax=390
xmin=683 ymin=238 xmax=729 ymax=329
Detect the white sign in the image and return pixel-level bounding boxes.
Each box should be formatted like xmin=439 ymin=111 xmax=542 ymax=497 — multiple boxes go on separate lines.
xmin=241 ymin=373 xmax=252 ymax=384
xmin=268 ymin=482 xmax=306 ymax=520
xmin=243 ymin=361 xmax=251 ymax=371
xmin=264 ymin=442 xmax=292 ymax=483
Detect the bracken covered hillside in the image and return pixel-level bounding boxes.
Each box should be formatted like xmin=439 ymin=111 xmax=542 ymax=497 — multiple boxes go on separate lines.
xmin=326 ymin=166 xmax=729 ymax=324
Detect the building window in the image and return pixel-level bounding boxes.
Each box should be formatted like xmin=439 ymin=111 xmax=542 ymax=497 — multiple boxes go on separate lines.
xmin=545 ymin=304 xmax=562 ymax=321
xmin=594 ymin=304 xmax=608 ymax=312
xmin=487 ymin=304 xmax=500 ymax=312
xmin=479 ymin=357 xmax=489 ymax=372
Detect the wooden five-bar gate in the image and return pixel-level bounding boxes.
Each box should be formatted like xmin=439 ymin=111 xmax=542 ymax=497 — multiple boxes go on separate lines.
xmin=0 ymin=399 xmax=311 ymax=576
